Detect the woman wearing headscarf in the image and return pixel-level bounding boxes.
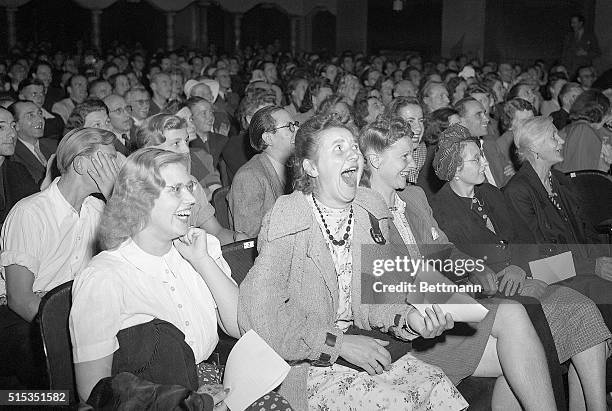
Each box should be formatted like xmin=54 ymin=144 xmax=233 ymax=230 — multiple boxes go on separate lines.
xmin=430 ymin=123 xmax=611 ymax=411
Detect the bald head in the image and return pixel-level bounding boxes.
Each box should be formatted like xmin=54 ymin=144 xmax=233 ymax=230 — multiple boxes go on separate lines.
xmin=393 ymin=80 xmax=417 ymax=98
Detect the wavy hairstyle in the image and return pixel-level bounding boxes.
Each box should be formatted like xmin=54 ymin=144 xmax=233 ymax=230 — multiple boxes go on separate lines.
xmin=133 ymin=113 xmax=186 ymax=152
xmin=569 ymin=89 xmax=611 ymax=124
xmin=513 ymin=115 xmax=556 ymax=164
xmin=292 ymin=115 xmax=358 ymax=194
xmin=98 ymin=148 xmax=189 ymax=250
xmin=500 ymin=98 xmax=535 ymax=133
xmin=358 ymin=116 xmax=413 ymax=187
xmin=56 ymin=127 xmax=115 ymax=174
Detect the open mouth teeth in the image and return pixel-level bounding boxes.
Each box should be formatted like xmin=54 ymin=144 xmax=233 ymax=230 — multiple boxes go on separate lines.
xmin=399 ymin=171 xmax=409 ymax=177
xmin=174 ymin=210 xmax=191 ymax=219
xmin=340 ymin=167 xmax=358 ymax=187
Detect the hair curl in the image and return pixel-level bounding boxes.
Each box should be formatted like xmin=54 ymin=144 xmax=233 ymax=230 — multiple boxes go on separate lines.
xmin=98 ymin=148 xmax=189 ymax=250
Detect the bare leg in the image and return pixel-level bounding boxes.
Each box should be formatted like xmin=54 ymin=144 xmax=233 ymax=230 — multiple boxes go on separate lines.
xmin=570 ymin=342 xmax=607 ymax=411
xmin=492 ymin=376 xmax=521 ymax=411
xmin=568 ymin=363 xmax=586 ymax=411
xmin=474 ymin=302 xmax=556 ymax=411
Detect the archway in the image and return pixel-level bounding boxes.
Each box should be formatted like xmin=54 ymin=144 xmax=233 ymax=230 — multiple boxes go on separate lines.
xmin=311 ymin=9 xmax=336 ymax=53
xmin=241 ymin=3 xmax=290 ymax=51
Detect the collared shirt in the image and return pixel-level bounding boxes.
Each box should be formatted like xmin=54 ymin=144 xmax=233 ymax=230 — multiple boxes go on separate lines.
xmin=390 ymin=193 xmax=421 ymax=260
xmin=70 ymin=237 xmax=232 ymax=364
xmin=0 ymin=178 xmax=104 ymax=299
xmin=479 ymin=138 xmax=498 ymax=187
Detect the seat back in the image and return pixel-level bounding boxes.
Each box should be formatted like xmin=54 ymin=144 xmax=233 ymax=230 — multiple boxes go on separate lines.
xmin=566 ymin=170 xmax=612 ymax=226
xmin=221 ymin=238 xmax=258 ymax=285
xmin=211 ymin=186 xmax=231 ymax=230
xmin=38 ymin=280 xmax=77 ymax=405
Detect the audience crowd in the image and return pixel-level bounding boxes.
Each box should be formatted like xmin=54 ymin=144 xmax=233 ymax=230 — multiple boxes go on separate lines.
xmin=1 ymin=14 xmax=612 ymax=409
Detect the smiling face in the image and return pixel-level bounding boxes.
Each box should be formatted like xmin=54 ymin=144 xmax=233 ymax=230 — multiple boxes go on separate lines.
xmin=145 ymin=162 xmax=196 ymax=241
xmin=374 ymin=137 xmax=416 ymax=192
xmin=20 ymin=84 xmax=45 ymax=108
xmin=0 ymin=110 xmax=17 ymax=156
xmin=456 ymin=141 xmax=488 ymax=186
xmin=397 ymin=104 xmax=424 ymax=144
xmin=425 ymin=84 xmax=450 ymax=111
xmin=191 ymin=101 xmax=215 ymax=135
xmin=105 ymin=95 xmax=132 ymax=133
xmin=305 ymin=127 xmax=363 ymax=208
xmin=534 ymin=127 xmax=564 ymax=165
xmin=15 ymin=101 xmax=44 ymax=140
xmin=113 ymin=75 xmax=130 ymax=97
xmin=460 ymin=100 xmax=489 ymax=137
xmin=266 ymin=109 xmax=296 ymax=159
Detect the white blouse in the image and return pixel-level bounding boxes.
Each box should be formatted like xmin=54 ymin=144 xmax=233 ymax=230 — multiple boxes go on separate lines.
xmin=70 ymin=235 xmax=232 ymax=364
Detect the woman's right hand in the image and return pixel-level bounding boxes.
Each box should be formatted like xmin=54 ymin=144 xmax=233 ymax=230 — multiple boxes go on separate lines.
xmin=339 ymin=335 xmax=391 ymax=376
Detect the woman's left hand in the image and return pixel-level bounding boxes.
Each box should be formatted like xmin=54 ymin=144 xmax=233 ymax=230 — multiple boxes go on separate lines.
xmin=405 ymin=305 xmax=454 ymax=339
xmin=497 ymin=265 xmax=527 ymax=296
xmin=173 ymin=227 xmax=210 ymax=264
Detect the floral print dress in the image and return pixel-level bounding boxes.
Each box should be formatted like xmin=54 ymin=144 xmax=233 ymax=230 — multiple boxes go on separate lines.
xmin=306 ymin=195 xmax=468 ymax=411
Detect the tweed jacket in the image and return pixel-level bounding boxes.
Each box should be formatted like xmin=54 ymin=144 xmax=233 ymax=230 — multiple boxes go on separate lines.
xmin=227 ymin=153 xmax=287 ymax=237
xmin=238 ymin=188 xmax=415 ymax=410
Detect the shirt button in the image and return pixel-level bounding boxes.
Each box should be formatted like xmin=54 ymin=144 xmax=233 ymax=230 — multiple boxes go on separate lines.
xmin=185 ymin=321 xmax=190 ymax=326
xmin=170 ymin=287 xmax=176 ymax=291
xmin=178 ymin=304 xmax=183 ymax=308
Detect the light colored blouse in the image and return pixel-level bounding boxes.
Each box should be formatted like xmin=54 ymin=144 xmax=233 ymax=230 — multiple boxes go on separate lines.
xmin=70 ymin=235 xmax=232 ymax=364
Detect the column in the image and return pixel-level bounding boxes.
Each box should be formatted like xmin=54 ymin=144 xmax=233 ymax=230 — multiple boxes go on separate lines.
xmin=91 ymin=9 xmax=102 ymax=51
xmin=166 ymin=11 xmax=176 ymax=51
xmin=441 ymin=0 xmax=486 ymax=60
xmin=198 ymin=0 xmax=209 ymax=52
xmin=233 ymin=13 xmax=242 ymax=52
xmin=6 ymin=7 xmax=17 ymax=49
xmin=290 ymin=16 xmax=299 ymax=55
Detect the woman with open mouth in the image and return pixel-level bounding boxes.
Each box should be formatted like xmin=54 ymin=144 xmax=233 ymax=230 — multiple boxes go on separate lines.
xmin=359 ymin=116 xmax=558 ymax=411
xmin=239 ymin=115 xmax=471 ymax=410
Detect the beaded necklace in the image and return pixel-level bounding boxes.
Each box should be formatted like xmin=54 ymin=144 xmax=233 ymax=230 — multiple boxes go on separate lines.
xmin=312 ymin=194 xmax=353 ymax=246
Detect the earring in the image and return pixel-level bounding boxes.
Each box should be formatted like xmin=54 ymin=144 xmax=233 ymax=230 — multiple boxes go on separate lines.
xmin=454 ymin=176 xmax=460 ymax=181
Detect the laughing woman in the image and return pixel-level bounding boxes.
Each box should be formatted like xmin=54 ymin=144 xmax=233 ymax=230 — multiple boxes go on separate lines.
xmin=359 ymin=117 xmax=557 ymax=411
xmin=239 ymin=115 xmax=469 ymax=410
xmin=70 ymin=148 xmax=292 ymax=410
xmin=429 ymin=122 xmax=610 ymax=411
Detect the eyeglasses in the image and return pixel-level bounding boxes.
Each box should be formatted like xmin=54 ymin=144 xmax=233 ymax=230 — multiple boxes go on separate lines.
xmin=271 ymin=121 xmax=299 ymax=133
xmin=110 ymin=106 xmax=132 ymax=115
xmin=165 ymin=180 xmax=196 ymax=197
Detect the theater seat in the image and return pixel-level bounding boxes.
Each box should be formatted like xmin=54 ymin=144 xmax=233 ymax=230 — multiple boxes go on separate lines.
xmin=38 ymin=280 xmax=78 ymax=406
xmin=567 ymin=170 xmax=612 ymax=243
xmin=211 ymin=185 xmax=231 ymax=230
xmin=212 ymin=239 xmax=258 ymax=366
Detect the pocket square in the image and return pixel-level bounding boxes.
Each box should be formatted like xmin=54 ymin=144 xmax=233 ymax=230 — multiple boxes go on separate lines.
xmin=431 ymin=227 xmax=439 ymax=240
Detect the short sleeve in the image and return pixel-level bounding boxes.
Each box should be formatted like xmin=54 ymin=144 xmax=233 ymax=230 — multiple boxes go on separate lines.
xmin=0 ymin=205 xmax=44 ymax=274
xmin=70 ymin=266 xmax=122 ymax=363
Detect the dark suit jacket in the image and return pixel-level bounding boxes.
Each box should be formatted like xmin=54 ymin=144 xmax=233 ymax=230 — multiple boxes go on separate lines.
xmin=43 ymin=113 xmax=65 ymax=141
xmin=12 ymin=138 xmax=57 ymax=184
xmin=221 ymin=130 xmax=256 ymax=184
xmin=0 ymin=159 xmax=39 ymax=225
xmin=482 ymin=136 xmax=513 ymax=188
xmin=416 ymin=144 xmax=444 ymax=201
xmin=112 ymin=136 xmax=130 ymax=157
xmin=191 ymin=133 xmax=229 ymax=168
xmin=551 ymin=109 xmax=570 ymax=131
xmin=562 ymin=30 xmax=600 ymax=74
xmin=503 ymin=161 xmax=607 ymax=274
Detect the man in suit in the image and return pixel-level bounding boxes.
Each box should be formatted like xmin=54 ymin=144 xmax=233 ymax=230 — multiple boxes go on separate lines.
xmin=227 ymin=105 xmax=297 ymax=237
xmin=562 ymin=14 xmax=600 ymax=77
xmin=103 ymin=94 xmax=132 ymax=156
xmin=148 ymin=72 xmax=172 ymax=117
xmin=30 ymin=60 xmax=64 ymax=112
xmin=455 ymin=97 xmax=513 ymax=187
xmin=214 ymin=68 xmax=240 ymax=117
xmin=18 ymin=78 xmax=65 ymax=141
xmin=7 ymin=100 xmax=57 ymax=184
xmin=550 ymin=82 xmax=583 ymax=131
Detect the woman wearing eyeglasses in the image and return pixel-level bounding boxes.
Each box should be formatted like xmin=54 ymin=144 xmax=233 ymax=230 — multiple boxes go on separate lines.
xmin=430 ymin=123 xmax=611 ymax=411
xmin=70 ymin=148 xmax=293 ymax=410
xmin=133 ymin=113 xmax=246 ymax=245
xmin=227 ymin=105 xmax=298 ymax=237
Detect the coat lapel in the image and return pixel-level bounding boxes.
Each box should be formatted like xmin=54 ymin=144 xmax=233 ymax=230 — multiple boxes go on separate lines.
xmin=258 ymin=154 xmax=285 ymax=197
